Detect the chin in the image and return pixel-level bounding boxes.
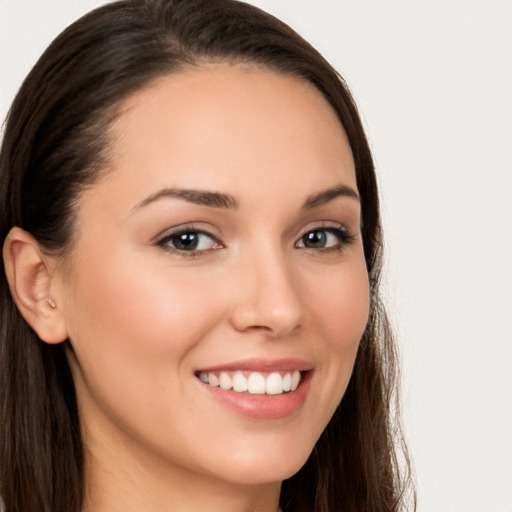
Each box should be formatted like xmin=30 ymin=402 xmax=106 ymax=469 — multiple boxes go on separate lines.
xmin=203 ymin=439 xmax=314 ymax=486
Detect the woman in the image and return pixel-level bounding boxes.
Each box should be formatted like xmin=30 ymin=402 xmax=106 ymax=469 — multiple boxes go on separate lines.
xmin=0 ymin=1 xmax=413 ymax=511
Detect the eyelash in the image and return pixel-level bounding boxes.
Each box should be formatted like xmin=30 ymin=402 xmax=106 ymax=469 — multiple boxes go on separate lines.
xmin=156 ymin=224 xmax=355 ymax=258
xmin=156 ymin=226 xmax=221 ymax=258
xmin=296 ymin=225 xmax=355 ymax=253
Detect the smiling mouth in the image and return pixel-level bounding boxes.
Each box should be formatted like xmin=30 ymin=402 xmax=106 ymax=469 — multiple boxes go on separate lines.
xmin=196 ymin=370 xmax=303 ymax=395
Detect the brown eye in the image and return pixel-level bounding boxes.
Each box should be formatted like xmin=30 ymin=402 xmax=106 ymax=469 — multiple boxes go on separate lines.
xmin=159 ymin=230 xmax=218 ymax=252
xmin=301 ymin=230 xmax=328 ymax=248
xmin=296 ymin=227 xmax=354 ymax=251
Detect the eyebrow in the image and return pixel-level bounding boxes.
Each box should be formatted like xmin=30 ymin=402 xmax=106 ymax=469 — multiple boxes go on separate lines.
xmin=133 ymin=188 xmax=239 ymax=210
xmin=133 ymin=183 xmax=358 ymax=212
xmin=302 ymin=184 xmax=359 ymax=208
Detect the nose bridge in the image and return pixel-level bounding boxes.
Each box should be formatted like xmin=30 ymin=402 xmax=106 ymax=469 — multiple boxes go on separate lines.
xmin=230 ymin=238 xmax=303 ymax=336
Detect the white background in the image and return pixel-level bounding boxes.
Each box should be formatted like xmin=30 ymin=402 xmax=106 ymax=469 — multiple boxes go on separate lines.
xmin=1 ymin=1 xmax=511 ymax=511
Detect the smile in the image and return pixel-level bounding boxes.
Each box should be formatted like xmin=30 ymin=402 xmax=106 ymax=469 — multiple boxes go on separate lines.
xmin=195 ymin=359 xmax=313 ymax=419
xmin=198 ymin=370 xmax=302 ymax=395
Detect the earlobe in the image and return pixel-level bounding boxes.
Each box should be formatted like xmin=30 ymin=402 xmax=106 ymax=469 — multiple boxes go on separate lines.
xmin=3 ymin=227 xmax=68 ymax=344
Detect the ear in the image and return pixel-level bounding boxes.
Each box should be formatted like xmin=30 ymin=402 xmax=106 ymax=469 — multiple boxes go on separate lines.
xmin=3 ymin=227 xmax=68 ymax=344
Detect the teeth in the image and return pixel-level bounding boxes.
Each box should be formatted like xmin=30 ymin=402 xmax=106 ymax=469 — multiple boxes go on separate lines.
xmin=219 ymin=372 xmax=232 ymax=390
xmin=290 ymin=370 xmax=300 ymax=391
xmin=199 ymin=370 xmax=302 ymax=395
xmin=208 ymin=373 xmax=219 ymax=387
xmin=282 ymin=372 xmax=291 ymax=392
xmin=247 ymin=372 xmax=266 ymax=394
xmin=232 ymin=371 xmax=248 ymax=392
xmin=265 ymin=372 xmax=283 ymax=395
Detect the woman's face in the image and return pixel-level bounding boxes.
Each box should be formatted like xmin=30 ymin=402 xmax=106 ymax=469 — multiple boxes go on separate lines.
xmin=56 ymin=64 xmax=369 ymax=487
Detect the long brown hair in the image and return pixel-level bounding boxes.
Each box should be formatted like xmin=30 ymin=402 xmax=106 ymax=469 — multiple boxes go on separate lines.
xmin=0 ymin=1 xmax=414 ymax=511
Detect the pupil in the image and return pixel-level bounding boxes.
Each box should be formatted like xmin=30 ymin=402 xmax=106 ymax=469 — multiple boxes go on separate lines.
xmin=173 ymin=232 xmax=199 ymax=250
xmin=304 ymin=230 xmax=326 ymax=248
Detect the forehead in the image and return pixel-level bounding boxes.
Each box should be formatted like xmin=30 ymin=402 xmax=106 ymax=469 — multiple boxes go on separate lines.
xmin=92 ymin=64 xmax=356 ymax=212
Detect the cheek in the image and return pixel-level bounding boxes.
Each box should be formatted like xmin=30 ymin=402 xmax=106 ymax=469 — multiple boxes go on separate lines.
xmin=66 ymin=251 xmax=225 ymax=357
xmin=62 ymin=249 xmax=234 ymax=461
xmin=309 ymin=260 xmax=370 ymax=349
xmin=305 ymin=258 xmax=370 ymax=406
xmin=62 ymin=249 xmax=228 ymax=422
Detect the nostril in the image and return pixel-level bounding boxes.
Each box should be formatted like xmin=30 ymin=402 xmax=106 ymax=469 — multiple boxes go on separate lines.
xmin=229 ymin=300 xmax=303 ymax=337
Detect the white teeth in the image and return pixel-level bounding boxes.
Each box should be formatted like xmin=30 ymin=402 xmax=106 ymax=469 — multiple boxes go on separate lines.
xmin=219 ymin=372 xmax=232 ymax=390
xmin=265 ymin=372 xmax=283 ymax=395
xmin=200 ymin=370 xmax=303 ymax=395
xmin=290 ymin=370 xmax=300 ymax=391
xmin=208 ymin=373 xmax=219 ymax=387
xmin=232 ymin=372 xmax=248 ymax=392
xmin=247 ymin=372 xmax=266 ymax=394
xmin=282 ymin=372 xmax=292 ymax=392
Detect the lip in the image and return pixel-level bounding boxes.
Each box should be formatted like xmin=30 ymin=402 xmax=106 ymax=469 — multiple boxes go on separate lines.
xmin=195 ymin=358 xmax=314 ymax=420
xmin=196 ymin=357 xmax=314 ymax=373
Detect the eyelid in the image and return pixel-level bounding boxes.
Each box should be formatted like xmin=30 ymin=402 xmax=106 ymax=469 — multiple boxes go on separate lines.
xmin=294 ymin=222 xmax=356 ymax=250
xmin=154 ymin=222 xmax=221 ymax=243
xmin=295 ymin=221 xmax=351 ymax=239
xmin=157 ymin=229 xmax=217 ymax=246
xmin=153 ymin=221 xmax=355 ymax=257
xmin=155 ymin=223 xmax=224 ymax=256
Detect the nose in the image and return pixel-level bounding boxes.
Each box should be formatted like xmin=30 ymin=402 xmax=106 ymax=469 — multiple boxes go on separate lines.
xmin=229 ymin=247 xmax=303 ymax=338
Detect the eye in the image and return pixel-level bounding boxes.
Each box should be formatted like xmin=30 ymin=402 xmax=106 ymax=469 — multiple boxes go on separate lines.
xmin=157 ymin=229 xmax=220 ymax=252
xmin=296 ymin=226 xmax=354 ymax=251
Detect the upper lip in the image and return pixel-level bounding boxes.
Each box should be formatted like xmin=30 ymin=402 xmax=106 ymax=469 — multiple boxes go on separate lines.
xmin=196 ymin=357 xmax=314 ymax=373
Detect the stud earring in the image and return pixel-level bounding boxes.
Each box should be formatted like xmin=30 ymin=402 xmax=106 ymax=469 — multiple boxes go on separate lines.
xmin=47 ymin=298 xmax=57 ymax=309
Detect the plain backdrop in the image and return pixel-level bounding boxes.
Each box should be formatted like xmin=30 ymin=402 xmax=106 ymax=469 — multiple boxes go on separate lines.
xmin=1 ymin=1 xmax=511 ymax=511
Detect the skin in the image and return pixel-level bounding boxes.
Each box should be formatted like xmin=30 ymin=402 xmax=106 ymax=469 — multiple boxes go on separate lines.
xmin=36 ymin=65 xmax=369 ymax=512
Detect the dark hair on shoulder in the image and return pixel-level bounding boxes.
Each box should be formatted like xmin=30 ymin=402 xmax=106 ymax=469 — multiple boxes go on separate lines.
xmin=0 ymin=1 xmax=415 ymax=511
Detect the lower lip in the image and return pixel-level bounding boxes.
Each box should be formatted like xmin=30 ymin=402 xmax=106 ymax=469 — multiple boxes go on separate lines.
xmin=199 ymin=372 xmax=312 ymax=420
